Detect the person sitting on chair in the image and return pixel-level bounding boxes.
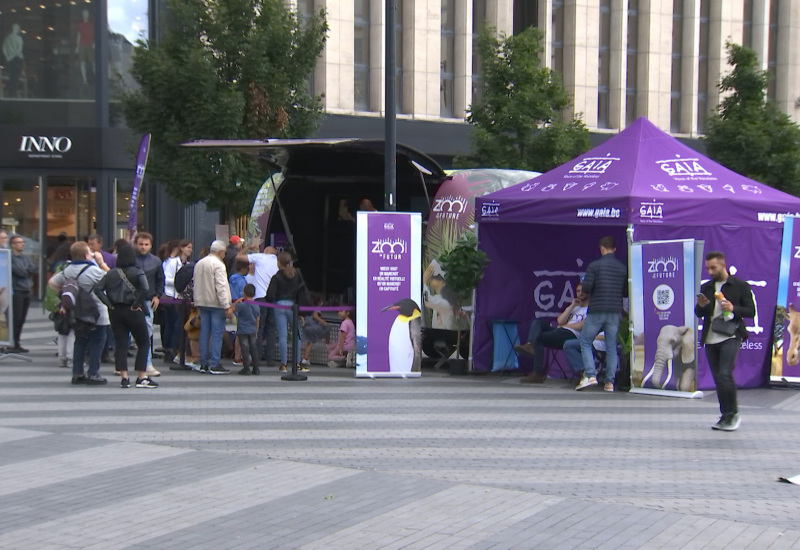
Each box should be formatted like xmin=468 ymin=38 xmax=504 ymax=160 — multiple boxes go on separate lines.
xmin=515 ymin=282 xmax=588 ymax=384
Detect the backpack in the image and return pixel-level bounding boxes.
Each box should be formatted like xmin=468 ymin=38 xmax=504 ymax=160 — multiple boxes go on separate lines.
xmin=60 ymin=265 xmax=100 ymax=336
xmin=174 ymin=261 xmax=195 ymax=301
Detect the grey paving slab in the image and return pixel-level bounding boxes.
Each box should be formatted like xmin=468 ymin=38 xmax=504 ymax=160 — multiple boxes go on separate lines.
xmin=0 ymin=309 xmax=799 ymax=548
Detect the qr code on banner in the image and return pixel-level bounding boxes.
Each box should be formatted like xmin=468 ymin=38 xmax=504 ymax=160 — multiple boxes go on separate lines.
xmin=656 ymin=288 xmax=671 ymax=306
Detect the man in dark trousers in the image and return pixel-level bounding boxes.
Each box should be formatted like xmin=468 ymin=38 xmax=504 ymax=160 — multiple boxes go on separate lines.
xmin=695 ymin=251 xmax=754 ymax=432
xmin=9 ymin=234 xmax=36 ymax=352
xmin=134 ymin=232 xmax=165 ymax=377
xmin=576 ymin=236 xmax=628 ymax=392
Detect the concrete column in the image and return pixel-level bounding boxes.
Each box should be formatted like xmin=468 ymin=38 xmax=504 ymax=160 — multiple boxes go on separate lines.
xmin=320 ymin=0 xmax=355 ymax=112
xmin=680 ymin=0 xmax=699 ymax=134
xmin=453 ymin=2 xmax=471 ymax=119
xmin=408 ymin=0 xmax=441 ymax=118
xmin=370 ymin=0 xmax=385 ymax=112
xmin=637 ymin=0 xmax=672 ymax=129
xmin=486 ymin=0 xmax=513 ymax=36
xmin=311 ymin=0 xmax=327 ymax=106
xmin=775 ymin=0 xmax=800 ymax=122
xmin=707 ymin=0 xmax=744 ymax=119
xmin=608 ymin=0 xmax=627 ymax=129
xmin=750 ymin=0 xmax=769 ymax=70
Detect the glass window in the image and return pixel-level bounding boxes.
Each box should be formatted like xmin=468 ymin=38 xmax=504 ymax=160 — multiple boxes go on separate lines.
xmin=440 ymin=0 xmax=455 ymax=118
xmin=697 ymin=0 xmax=709 ymax=132
xmin=670 ymin=0 xmax=683 ymax=133
xmin=551 ymin=1 xmax=564 ymax=77
xmin=108 ymin=0 xmax=148 ymax=127
xmin=471 ymin=0 xmax=486 ymax=106
xmin=743 ymin=0 xmax=753 ymax=48
xmin=395 ymin=0 xmax=403 ymax=114
xmin=354 ymin=0 xmax=370 ymax=111
xmin=767 ymin=0 xmax=777 ymax=101
xmin=513 ymin=0 xmax=537 ymax=35
xmin=0 ymin=0 xmax=100 ymax=102
xmin=626 ymin=0 xmax=638 ymax=125
xmin=598 ymin=0 xmax=611 ymax=129
xmin=115 ymin=177 xmax=145 ymax=240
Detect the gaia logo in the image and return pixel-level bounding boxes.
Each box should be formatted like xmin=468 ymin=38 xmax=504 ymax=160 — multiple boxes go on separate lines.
xmin=570 ymin=154 xmax=621 ymax=175
xmin=371 ymin=238 xmax=407 ymax=260
xmin=656 ymin=155 xmax=713 ymax=179
xmin=639 ymin=201 xmax=664 ymax=221
xmin=647 ymin=256 xmax=679 ymax=279
xmin=432 ymin=195 xmax=468 ymax=219
xmin=481 ymin=201 xmax=500 ymax=218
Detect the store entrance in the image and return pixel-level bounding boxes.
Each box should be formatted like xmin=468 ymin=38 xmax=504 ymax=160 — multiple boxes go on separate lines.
xmin=1 ymin=174 xmax=96 ymax=296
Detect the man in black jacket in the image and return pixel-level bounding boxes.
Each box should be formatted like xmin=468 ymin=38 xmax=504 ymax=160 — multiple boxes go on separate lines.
xmin=9 ymin=235 xmax=36 ymax=352
xmin=695 ymin=251 xmax=755 ymax=432
xmin=134 ymin=232 xmax=165 ymax=376
xmin=576 ymin=236 xmax=628 ymax=392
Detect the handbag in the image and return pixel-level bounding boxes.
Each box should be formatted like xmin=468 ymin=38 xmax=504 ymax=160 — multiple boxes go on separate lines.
xmin=710 ymin=315 xmax=737 ymax=336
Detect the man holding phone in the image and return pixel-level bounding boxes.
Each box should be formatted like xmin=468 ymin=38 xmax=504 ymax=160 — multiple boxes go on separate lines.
xmin=695 ymin=251 xmax=755 ymax=431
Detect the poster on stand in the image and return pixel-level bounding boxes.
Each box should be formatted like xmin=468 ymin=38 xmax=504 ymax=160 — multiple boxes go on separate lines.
xmin=0 ymin=249 xmax=11 ymax=346
xmin=773 ymin=216 xmax=800 ymax=384
xmin=356 ymin=211 xmax=422 ymax=378
xmin=630 ymin=239 xmax=703 ymax=398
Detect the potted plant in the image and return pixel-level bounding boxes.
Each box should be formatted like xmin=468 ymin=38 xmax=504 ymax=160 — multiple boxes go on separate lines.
xmin=616 ymin=313 xmax=633 ymax=390
xmin=438 ymin=231 xmax=490 ymax=374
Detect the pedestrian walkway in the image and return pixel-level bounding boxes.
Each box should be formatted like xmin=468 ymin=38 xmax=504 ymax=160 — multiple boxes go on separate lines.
xmin=0 ymin=306 xmax=799 ymax=549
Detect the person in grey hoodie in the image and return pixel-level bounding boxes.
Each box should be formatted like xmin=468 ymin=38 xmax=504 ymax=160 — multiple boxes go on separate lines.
xmin=9 ymin=234 xmax=36 ymax=352
xmin=48 ymin=241 xmax=110 ymax=385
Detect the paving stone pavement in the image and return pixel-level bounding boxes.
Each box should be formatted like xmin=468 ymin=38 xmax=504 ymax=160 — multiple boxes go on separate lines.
xmin=1 ymin=306 xmax=799 ymax=549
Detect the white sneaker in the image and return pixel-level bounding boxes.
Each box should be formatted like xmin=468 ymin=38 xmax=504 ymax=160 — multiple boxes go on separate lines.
xmin=299 ymin=358 xmax=310 ymax=366
xmin=576 ymin=376 xmax=598 ymax=391
xmin=145 ymin=365 xmax=161 ymax=377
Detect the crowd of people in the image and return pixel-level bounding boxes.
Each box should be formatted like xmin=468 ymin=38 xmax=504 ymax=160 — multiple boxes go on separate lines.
xmin=2 ymin=229 xmax=356 ymax=389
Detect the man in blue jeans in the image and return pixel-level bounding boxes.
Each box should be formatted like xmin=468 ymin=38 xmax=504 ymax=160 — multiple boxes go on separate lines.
xmin=193 ymin=240 xmax=234 ymax=374
xmin=577 ymin=236 xmax=628 ymax=392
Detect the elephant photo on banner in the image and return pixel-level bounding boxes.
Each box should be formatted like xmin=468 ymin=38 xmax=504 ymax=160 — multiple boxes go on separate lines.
xmin=641 ymin=325 xmax=696 ymax=391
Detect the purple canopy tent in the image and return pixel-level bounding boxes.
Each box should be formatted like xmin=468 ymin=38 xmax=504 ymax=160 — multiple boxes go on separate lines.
xmin=473 ymin=117 xmax=800 ymax=389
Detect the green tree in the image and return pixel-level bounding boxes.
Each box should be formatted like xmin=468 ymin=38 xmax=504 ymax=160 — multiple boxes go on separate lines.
xmin=121 ymin=0 xmax=327 ymax=216
xmin=704 ymin=42 xmax=800 ymax=196
xmin=457 ymin=26 xmax=589 ymax=172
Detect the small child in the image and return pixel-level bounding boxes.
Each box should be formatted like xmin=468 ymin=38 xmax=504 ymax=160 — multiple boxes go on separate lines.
xmin=327 ymin=309 xmax=355 ymax=367
xmin=299 ymin=293 xmax=328 ymax=366
xmin=182 ymin=307 xmax=201 ymax=368
xmin=234 ymin=284 xmax=261 ymax=375
xmin=229 ymin=258 xmax=249 ymax=301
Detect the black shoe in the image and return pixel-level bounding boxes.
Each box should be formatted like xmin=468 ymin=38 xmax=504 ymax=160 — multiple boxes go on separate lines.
xmin=208 ymin=365 xmax=230 ymax=375
xmin=85 ymin=375 xmax=108 ymax=385
xmin=713 ymin=413 xmax=741 ymax=431
xmin=11 ymin=346 xmax=29 ymax=353
xmin=238 ymin=367 xmax=251 ymax=375
xmin=199 ymin=365 xmax=209 ymax=374
xmin=135 ymin=377 xmax=159 ymax=388
xmin=251 ymin=367 xmax=260 ymax=375
xmin=71 ymin=375 xmax=87 ymax=384
xmin=120 ymin=378 xmax=130 ymax=389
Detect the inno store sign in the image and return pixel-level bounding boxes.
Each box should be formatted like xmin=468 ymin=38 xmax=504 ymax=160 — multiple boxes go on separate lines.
xmin=19 ymin=135 xmax=73 ymax=159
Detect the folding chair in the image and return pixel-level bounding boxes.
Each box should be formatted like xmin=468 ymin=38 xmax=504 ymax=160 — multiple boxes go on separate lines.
xmin=489 ymin=319 xmax=520 ymax=374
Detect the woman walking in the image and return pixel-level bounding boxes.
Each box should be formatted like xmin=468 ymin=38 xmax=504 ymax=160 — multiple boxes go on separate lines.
xmin=162 ymin=239 xmax=192 ymax=363
xmin=266 ymin=251 xmax=307 ymax=372
xmin=94 ymin=244 xmax=158 ymax=388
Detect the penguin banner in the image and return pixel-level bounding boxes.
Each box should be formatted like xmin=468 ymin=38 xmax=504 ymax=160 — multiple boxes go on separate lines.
xmin=356 ymin=211 xmax=423 ymax=378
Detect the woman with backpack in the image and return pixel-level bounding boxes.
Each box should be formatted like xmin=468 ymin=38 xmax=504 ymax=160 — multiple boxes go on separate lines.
xmin=93 ymin=244 xmax=158 ymax=389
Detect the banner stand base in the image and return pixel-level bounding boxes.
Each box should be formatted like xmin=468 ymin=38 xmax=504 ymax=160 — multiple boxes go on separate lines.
xmin=356 ymin=372 xmax=422 ymax=379
xmin=0 ymin=352 xmax=33 ymax=363
xmin=629 ymin=387 xmax=704 ymax=399
xmin=281 ymin=373 xmax=308 ymax=382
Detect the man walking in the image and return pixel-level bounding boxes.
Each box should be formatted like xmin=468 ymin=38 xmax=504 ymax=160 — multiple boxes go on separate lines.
xmin=194 ymin=240 xmax=234 ymax=374
xmin=9 ymin=234 xmax=36 ymax=352
xmin=576 ymin=236 xmax=628 ymax=392
xmin=695 ymin=251 xmax=754 ymax=431
xmin=134 ymin=232 xmax=164 ymax=377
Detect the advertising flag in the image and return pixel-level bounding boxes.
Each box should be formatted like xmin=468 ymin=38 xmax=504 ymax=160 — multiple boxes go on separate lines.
xmin=127 ymin=133 xmax=151 ymax=239
xmin=356 ymin=212 xmax=422 ymax=378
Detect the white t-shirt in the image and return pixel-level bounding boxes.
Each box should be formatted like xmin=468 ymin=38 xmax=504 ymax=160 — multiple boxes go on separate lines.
xmin=564 ymin=305 xmax=588 ymax=337
xmin=247 ymin=253 xmax=278 ymax=299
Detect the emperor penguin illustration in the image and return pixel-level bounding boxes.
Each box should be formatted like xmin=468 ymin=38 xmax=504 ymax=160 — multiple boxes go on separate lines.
xmin=381 ymin=298 xmax=422 ymax=373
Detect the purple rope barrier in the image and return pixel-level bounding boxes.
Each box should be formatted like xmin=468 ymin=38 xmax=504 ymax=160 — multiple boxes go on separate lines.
xmin=158 ymin=297 xmax=354 ymax=313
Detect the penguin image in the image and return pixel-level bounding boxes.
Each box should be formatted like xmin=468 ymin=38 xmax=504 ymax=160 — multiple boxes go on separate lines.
xmin=381 ymin=298 xmax=422 ymax=374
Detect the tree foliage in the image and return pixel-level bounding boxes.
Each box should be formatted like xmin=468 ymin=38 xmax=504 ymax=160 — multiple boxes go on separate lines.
xmin=121 ymin=0 xmax=327 ymax=215
xmin=704 ymin=42 xmax=800 ymax=196
xmin=456 ymin=26 xmax=589 ymax=172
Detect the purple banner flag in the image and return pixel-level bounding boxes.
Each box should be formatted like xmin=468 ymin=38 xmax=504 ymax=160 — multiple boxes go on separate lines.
xmin=773 ymin=216 xmax=800 ymax=383
xmin=356 ymin=212 xmax=422 ymax=378
xmin=630 ymin=239 xmax=701 ymax=396
xmin=127 ymin=133 xmax=151 ymax=239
